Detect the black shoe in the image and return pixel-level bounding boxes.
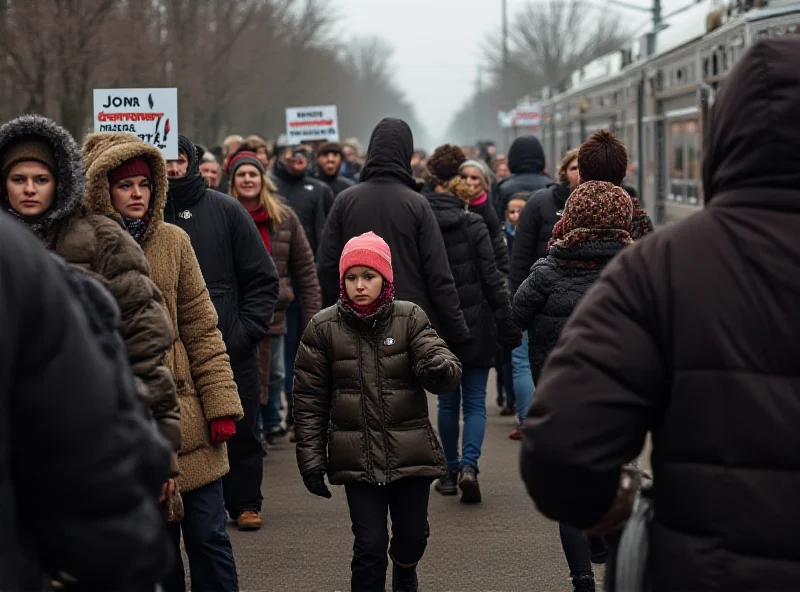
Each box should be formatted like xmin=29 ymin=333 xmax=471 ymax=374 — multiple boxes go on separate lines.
xmin=500 ymin=406 xmax=515 ymax=416
xmin=458 ymin=466 xmax=482 ymax=503
xmin=434 ymin=472 xmax=458 ymax=496
xmin=265 ymin=426 xmax=286 ymax=445
xmin=392 ymin=563 xmax=418 ymax=592
xmin=571 ymin=573 xmax=595 ymax=592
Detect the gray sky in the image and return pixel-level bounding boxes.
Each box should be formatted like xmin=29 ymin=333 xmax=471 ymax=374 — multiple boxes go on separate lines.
xmin=335 ymin=0 xmax=682 ymax=146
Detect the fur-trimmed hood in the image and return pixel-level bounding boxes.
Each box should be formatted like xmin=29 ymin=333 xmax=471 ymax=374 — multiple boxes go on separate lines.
xmin=0 ymin=115 xmax=85 ymax=238
xmin=82 ymin=133 xmax=168 ymax=244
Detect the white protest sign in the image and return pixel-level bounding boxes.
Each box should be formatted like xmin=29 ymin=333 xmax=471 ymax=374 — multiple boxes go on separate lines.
xmin=285 ymin=105 xmax=339 ymax=143
xmin=93 ymin=88 xmax=179 ymax=159
xmin=512 ymin=104 xmax=541 ymax=128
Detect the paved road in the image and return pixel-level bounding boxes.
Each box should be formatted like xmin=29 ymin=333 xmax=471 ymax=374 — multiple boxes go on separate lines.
xmin=223 ymin=374 xmax=620 ymax=592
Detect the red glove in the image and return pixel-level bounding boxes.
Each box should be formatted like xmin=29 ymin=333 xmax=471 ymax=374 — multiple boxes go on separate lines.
xmin=211 ymin=418 xmax=236 ymax=443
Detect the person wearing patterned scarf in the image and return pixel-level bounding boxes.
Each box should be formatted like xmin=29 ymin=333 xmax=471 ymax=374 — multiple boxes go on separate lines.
xmin=511 ymin=180 xmax=632 ymax=592
xmin=293 ymin=231 xmax=463 ymax=592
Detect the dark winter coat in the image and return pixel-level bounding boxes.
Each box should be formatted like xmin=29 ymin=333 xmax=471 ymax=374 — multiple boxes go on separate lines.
xmin=495 ymin=136 xmax=550 ymax=220
xmin=317 ymin=118 xmax=470 ymax=347
xmin=293 ymin=301 xmax=461 ymax=485
xmin=164 ymin=150 xmax=279 ymax=407
xmin=519 ymin=37 xmax=800 ymax=591
xmin=270 ymin=161 xmax=334 ymax=255
xmin=511 ymin=240 xmax=626 ymax=382
xmin=468 ymin=197 xmax=510 ymax=277
xmin=314 ymin=170 xmax=354 ymax=199
xmin=0 ymin=214 xmax=172 ymax=591
xmin=426 ymin=191 xmax=520 ymax=366
xmin=509 ymin=182 xmax=570 ymax=294
xmin=268 ymin=206 xmax=321 ymax=334
xmin=0 ymin=116 xmax=181 ymax=459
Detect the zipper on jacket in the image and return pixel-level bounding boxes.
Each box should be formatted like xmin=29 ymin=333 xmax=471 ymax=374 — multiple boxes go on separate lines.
xmin=374 ymin=335 xmax=390 ymax=485
xmin=355 ymin=335 xmax=375 ymax=484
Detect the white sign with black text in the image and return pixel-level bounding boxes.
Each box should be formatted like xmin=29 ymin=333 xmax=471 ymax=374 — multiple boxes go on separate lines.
xmin=285 ymin=105 xmax=339 ymax=143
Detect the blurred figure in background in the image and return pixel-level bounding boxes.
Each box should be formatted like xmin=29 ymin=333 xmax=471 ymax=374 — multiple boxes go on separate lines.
xmin=340 ymin=141 xmax=363 ymax=181
xmin=244 ymin=134 xmax=271 ymax=168
xmin=315 ymin=142 xmax=355 ymax=199
xmin=494 ymin=155 xmax=511 ymax=181
xmin=495 ymin=136 xmax=549 ymax=221
xmin=200 ymin=151 xmax=221 ymax=189
xmin=218 ymin=134 xmax=243 ymax=193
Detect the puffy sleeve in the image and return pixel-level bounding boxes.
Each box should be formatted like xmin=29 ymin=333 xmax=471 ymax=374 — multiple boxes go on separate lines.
xmin=287 ymin=210 xmax=322 ymax=330
xmin=407 ymin=305 xmax=462 ymax=394
xmin=175 ymin=229 xmax=244 ymax=421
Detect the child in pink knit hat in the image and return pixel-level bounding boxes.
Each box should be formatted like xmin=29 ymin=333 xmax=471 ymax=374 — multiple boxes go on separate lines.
xmin=293 ymin=231 xmax=462 ymax=591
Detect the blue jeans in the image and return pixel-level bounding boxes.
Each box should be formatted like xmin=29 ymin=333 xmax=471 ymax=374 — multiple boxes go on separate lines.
xmin=512 ymin=332 xmax=535 ymax=424
xmin=437 ymin=367 xmax=490 ymax=474
xmin=283 ymin=300 xmax=302 ymax=426
xmin=164 ymin=479 xmax=239 ymax=592
xmin=260 ymin=335 xmax=286 ymax=432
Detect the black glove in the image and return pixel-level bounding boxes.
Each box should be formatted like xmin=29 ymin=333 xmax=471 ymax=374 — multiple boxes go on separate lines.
xmin=498 ymin=318 xmax=523 ymax=350
xmin=302 ymin=471 xmax=332 ymax=499
xmin=418 ymin=354 xmax=453 ymax=383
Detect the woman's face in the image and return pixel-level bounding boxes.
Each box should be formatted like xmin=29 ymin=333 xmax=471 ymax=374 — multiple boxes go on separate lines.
xmin=110 ymin=175 xmax=151 ymax=219
xmin=5 ymin=161 xmax=56 ymax=219
xmin=460 ymin=166 xmax=487 ymax=194
xmin=506 ymin=199 xmax=526 ymax=227
xmin=234 ymin=164 xmax=263 ymax=202
xmin=344 ymin=265 xmax=383 ymax=306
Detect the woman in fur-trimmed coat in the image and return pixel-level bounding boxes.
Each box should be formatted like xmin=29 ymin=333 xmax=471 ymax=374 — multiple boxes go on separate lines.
xmin=81 ymin=133 xmax=244 ymax=592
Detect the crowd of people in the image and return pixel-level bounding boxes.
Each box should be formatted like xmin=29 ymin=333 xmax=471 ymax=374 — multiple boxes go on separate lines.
xmin=1 ymin=35 xmax=798 ymax=592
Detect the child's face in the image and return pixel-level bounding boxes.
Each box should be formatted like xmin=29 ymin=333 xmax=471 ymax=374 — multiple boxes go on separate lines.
xmin=344 ymin=265 xmax=383 ymax=305
xmin=506 ymin=199 xmax=526 ymax=227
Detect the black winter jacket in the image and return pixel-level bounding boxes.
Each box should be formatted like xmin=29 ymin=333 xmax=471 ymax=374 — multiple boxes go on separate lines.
xmin=317 ymin=118 xmax=470 ymax=347
xmin=509 ymin=182 xmax=571 ymax=294
xmin=270 ymin=162 xmax=334 ymax=255
xmin=511 ymin=240 xmax=626 ymax=381
xmin=314 ymin=170 xmax=354 ymax=199
xmin=495 ymin=136 xmax=550 ymax=220
xmin=427 ymin=191 xmax=521 ymax=366
xmin=0 ymin=215 xmax=172 ymax=591
xmin=468 ymin=198 xmax=510 ymax=278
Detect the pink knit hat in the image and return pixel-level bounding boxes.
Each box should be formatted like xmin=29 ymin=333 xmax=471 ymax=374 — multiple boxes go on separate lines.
xmin=339 ymin=231 xmax=394 ymax=283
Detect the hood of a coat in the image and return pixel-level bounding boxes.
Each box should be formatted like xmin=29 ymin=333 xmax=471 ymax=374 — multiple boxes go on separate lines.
xmin=508 ymin=136 xmax=545 ymax=175
xmin=81 ymin=133 xmax=168 ymax=244
xmin=426 ymin=190 xmax=466 ymax=230
xmin=0 ymin=115 xmax=85 ymax=236
xmin=359 ymin=118 xmax=416 ymax=188
xmin=703 ymin=36 xmax=800 ymax=203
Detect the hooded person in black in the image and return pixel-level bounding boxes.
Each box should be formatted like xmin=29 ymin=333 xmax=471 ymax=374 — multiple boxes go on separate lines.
xmin=317 ymin=118 xmax=470 ymax=347
xmin=494 ymin=136 xmax=550 ymax=220
xmin=164 ymin=134 xmax=279 ymax=530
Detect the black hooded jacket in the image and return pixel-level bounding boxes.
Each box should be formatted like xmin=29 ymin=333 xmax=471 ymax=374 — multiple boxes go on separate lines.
xmin=509 ymin=182 xmax=571 ymax=294
xmin=164 ymin=135 xmax=279 ymax=377
xmin=495 ymin=136 xmax=550 ymax=219
xmin=520 ymin=37 xmax=800 ymax=591
xmin=426 ymin=191 xmax=521 ymax=366
xmin=317 ymin=118 xmax=470 ymax=346
xmin=270 ymin=161 xmax=334 ymax=256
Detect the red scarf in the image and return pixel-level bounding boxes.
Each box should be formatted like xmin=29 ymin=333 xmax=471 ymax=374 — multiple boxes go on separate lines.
xmin=249 ymin=206 xmax=271 ymax=254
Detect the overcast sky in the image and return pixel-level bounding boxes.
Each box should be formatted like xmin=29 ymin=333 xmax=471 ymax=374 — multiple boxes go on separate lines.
xmin=335 ymin=0 xmax=679 ymax=146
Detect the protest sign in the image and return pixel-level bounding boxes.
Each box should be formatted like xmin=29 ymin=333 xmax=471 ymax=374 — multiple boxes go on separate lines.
xmin=285 ymin=105 xmax=339 ymax=143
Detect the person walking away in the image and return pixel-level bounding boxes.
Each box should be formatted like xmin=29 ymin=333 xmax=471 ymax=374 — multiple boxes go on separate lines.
xmin=422 ymin=145 xmax=521 ymax=504
xmin=576 ymin=130 xmax=654 ymax=239
xmin=519 ymin=37 xmax=800 ymax=592
xmin=315 ymin=142 xmax=355 ymax=198
xmin=294 ymin=232 xmax=462 ymax=591
xmin=507 ymin=148 xmax=581 ymax=439
xmin=227 ymin=149 xmax=321 ymax=445
xmin=164 ymin=134 xmax=279 ymax=532
xmin=0 ymin=114 xmax=181 ymax=486
xmin=0 ymin=213 xmax=175 ymax=592
xmin=494 ymin=136 xmax=549 ymax=221
xmin=512 ymin=181 xmax=633 ymax=592
xmin=81 ymin=133 xmax=246 ymax=591
xmin=317 ymin=118 xmax=471 ymax=350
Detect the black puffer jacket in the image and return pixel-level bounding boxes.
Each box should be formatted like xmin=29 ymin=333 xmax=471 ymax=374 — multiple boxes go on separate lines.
xmin=427 ymin=191 xmax=521 ymax=366
xmin=509 ymin=182 xmax=571 ymax=294
xmin=495 ymin=136 xmax=550 ymax=220
xmin=469 ymin=198 xmax=510 ymax=277
xmin=293 ymin=301 xmax=462 ymax=485
xmin=511 ymin=240 xmax=626 ymax=381
xmin=314 ymin=170 xmax=354 ymax=200
xmin=270 ymin=162 xmax=334 ymax=255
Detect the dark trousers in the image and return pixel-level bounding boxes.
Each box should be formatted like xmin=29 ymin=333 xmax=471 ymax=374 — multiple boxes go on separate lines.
xmin=283 ymin=300 xmax=303 ymax=426
xmin=344 ymin=478 xmax=431 ymax=592
xmin=223 ymin=356 xmax=263 ymax=517
xmin=163 ymin=479 xmax=239 ymax=592
xmin=559 ymin=522 xmax=593 ymax=576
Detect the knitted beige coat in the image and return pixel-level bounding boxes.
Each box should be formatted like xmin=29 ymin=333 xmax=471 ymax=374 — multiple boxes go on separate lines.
xmin=82 ymin=133 xmax=243 ymax=493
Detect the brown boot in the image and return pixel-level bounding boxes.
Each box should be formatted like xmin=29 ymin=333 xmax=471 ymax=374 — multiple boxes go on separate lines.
xmin=236 ymin=510 xmax=262 ymax=531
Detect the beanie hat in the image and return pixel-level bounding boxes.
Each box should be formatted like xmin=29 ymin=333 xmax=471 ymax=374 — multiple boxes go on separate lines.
xmin=227 ymin=150 xmax=266 ymax=176
xmin=109 ymin=156 xmax=151 ymax=187
xmin=339 ymin=231 xmax=393 ymax=283
xmin=577 ymin=130 xmax=628 ymax=186
xmin=426 ymin=144 xmax=466 ymax=186
xmin=558 ymin=181 xmax=633 ymax=237
xmin=459 ymin=159 xmax=492 ymax=187
xmin=318 ymin=142 xmax=343 ymax=157
xmin=1 ymin=139 xmax=56 ymax=176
